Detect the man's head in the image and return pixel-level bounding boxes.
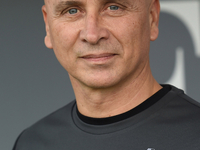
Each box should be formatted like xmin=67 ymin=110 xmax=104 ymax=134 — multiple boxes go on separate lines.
xmin=42 ymin=0 xmax=160 ymax=90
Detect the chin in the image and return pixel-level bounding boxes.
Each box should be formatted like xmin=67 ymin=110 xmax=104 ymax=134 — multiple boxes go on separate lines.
xmin=70 ymin=70 xmax=124 ymax=89
xmin=83 ymin=76 xmax=121 ymax=89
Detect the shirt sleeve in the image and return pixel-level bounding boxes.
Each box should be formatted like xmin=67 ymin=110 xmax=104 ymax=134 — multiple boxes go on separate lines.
xmin=12 ymin=130 xmax=26 ymax=150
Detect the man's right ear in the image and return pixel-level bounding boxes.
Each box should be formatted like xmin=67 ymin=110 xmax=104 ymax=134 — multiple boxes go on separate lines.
xmin=42 ymin=5 xmax=53 ymax=49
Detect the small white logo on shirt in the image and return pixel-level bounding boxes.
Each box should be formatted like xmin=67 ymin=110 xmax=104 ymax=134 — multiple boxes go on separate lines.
xmin=147 ymin=148 xmax=155 ymax=150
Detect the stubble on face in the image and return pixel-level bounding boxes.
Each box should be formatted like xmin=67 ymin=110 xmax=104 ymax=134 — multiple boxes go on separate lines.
xmin=42 ymin=0 xmax=158 ymax=89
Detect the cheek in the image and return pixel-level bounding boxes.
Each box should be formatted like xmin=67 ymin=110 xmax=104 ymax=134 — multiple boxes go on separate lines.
xmin=112 ymin=20 xmax=140 ymax=58
xmin=49 ymin=23 xmax=79 ymax=69
xmin=51 ymin=23 xmax=75 ymax=50
xmin=107 ymin=16 xmax=136 ymax=41
xmin=112 ymin=16 xmax=150 ymax=65
xmin=106 ymin=15 xmax=144 ymax=48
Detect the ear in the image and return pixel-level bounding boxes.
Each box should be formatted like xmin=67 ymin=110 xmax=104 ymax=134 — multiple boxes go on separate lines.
xmin=42 ymin=5 xmax=53 ymax=49
xmin=149 ymin=0 xmax=160 ymax=41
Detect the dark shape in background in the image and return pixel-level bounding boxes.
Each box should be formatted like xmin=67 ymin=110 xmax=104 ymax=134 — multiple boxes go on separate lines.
xmin=150 ymin=12 xmax=200 ymax=100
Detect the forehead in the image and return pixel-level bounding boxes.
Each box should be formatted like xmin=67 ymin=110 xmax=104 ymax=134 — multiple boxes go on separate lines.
xmin=44 ymin=0 xmax=148 ymax=6
xmin=45 ymin=0 xmax=129 ymax=3
xmin=44 ymin=0 xmax=150 ymax=14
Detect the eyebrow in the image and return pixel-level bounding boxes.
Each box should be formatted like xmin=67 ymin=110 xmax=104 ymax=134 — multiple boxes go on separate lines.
xmin=54 ymin=0 xmax=129 ymax=14
xmin=102 ymin=0 xmax=122 ymax=3
xmin=101 ymin=0 xmax=130 ymax=5
xmin=54 ymin=1 xmax=84 ymax=14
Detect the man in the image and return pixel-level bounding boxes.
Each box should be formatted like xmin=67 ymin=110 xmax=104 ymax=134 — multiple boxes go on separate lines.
xmin=13 ymin=0 xmax=200 ymax=149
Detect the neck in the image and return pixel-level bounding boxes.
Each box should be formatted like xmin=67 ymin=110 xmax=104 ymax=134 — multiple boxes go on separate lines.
xmin=70 ymin=63 xmax=162 ymax=118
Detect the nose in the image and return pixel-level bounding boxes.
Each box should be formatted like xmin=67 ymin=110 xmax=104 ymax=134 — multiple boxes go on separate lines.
xmin=80 ymin=14 xmax=109 ymax=45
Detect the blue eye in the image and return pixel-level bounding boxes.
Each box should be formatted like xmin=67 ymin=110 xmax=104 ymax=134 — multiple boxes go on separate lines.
xmin=68 ymin=8 xmax=78 ymax=14
xmin=109 ymin=5 xmax=119 ymax=10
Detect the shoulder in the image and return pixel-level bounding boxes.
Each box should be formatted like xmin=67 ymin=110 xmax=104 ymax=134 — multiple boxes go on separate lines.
xmin=13 ymin=100 xmax=76 ymax=150
xmin=159 ymin=85 xmax=200 ymax=121
xmin=169 ymin=85 xmax=200 ymax=109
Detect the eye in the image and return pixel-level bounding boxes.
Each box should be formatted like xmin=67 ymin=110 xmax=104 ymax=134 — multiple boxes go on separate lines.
xmin=109 ymin=5 xmax=119 ymax=10
xmin=68 ymin=8 xmax=78 ymax=14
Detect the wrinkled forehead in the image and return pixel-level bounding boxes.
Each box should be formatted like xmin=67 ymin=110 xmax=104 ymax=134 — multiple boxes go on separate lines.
xmin=44 ymin=0 xmax=151 ymax=7
xmin=44 ymin=0 xmax=152 ymax=15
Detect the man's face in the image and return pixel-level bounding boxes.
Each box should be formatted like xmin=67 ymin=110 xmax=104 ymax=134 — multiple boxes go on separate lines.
xmin=42 ymin=0 xmax=160 ymax=89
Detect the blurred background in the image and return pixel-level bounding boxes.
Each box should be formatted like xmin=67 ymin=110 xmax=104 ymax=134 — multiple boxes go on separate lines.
xmin=1 ymin=0 xmax=200 ymax=149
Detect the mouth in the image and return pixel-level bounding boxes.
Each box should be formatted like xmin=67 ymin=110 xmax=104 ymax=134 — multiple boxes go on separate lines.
xmin=80 ymin=53 xmax=117 ymax=62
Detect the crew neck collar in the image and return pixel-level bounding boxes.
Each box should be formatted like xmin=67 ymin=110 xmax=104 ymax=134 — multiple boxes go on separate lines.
xmin=72 ymin=85 xmax=180 ymax=134
xmin=76 ymin=85 xmax=171 ymax=125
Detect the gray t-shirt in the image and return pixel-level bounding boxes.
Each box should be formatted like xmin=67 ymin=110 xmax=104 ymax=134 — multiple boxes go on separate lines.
xmin=13 ymin=85 xmax=200 ymax=150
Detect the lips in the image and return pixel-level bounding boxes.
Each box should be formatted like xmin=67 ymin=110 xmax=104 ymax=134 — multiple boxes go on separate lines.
xmin=81 ymin=53 xmax=116 ymax=59
xmin=80 ymin=53 xmax=116 ymax=62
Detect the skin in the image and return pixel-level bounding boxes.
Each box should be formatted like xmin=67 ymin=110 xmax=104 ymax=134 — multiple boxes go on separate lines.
xmin=42 ymin=0 xmax=161 ymax=118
